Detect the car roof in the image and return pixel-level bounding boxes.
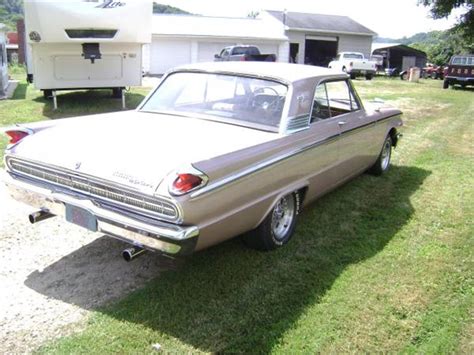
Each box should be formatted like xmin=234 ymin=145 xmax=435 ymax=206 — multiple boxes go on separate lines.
xmin=168 ymin=62 xmax=347 ymax=83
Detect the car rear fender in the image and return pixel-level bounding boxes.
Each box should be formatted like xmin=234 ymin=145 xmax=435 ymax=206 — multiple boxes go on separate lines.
xmin=253 ymin=180 xmax=309 ymax=228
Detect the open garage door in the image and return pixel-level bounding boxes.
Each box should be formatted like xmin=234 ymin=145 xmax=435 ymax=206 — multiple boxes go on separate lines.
xmin=150 ymin=39 xmax=191 ymax=75
xmin=304 ymin=35 xmax=338 ymax=67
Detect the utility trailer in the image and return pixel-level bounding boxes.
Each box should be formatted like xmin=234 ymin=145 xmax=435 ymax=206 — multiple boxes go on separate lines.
xmin=24 ymin=0 xmax=152 ymax=108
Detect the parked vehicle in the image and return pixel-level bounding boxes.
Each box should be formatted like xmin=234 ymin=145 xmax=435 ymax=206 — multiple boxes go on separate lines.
xmin=24 ymin=0 xmax=152 ymax=101
xmin=370 ymin=54 xmax=384 ymax=72
xmin=328 ymin=52 xmax=377 ymax=80
xmin=385 ymin=67 xmax=400 ymax=77
xmin=422 ymin=63 xmax=445 ymax=80
xmin=3 ymin=62 xmax=402 ymax=260
xmin=443 ymin=54 xmax=474 ymax=89
xmin=214 ymin=45 xmax=276 ymax=62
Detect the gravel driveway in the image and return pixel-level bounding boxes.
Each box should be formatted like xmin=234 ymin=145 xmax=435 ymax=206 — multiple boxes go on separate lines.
xmin=0 ymin=176 xmax=179 ymax=353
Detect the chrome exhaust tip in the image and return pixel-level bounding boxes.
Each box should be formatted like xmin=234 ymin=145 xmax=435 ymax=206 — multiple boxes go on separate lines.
xmin=29 ymin=210 xmax=55 ymax=224
xmin=122 ymin=246 xmax=145 ymax=262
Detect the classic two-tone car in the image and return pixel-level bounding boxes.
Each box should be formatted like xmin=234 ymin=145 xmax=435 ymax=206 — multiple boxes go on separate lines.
xmin=3 ymin=62 xmax=402 ymax=260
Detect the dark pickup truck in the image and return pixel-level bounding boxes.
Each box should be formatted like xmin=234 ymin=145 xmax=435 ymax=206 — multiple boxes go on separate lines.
xmin=443 ymin=54 xmax=474 ymax=89
xmin=214 ymin=45 xmax=277 ymax=62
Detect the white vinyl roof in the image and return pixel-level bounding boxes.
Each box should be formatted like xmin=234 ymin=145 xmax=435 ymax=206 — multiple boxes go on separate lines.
xmin=152 ymin=14 xmax=288 ymax=41
xmin=170 ymin=62 xmax=346 ymax=83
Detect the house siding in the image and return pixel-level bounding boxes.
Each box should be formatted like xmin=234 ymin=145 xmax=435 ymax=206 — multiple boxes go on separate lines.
xmin=338 ymin=34 xmax=372 ymax=58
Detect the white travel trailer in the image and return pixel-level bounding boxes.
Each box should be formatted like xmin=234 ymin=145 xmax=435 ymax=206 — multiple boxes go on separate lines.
xmin=0 ymin=23 xmax=8 ymax=99
xmin=24 ymin=0 xmax=152 ymax=104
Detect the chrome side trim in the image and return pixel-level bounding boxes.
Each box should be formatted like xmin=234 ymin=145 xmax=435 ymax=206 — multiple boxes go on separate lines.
xmin=191 ymin=134 xmax=340 ymax=198
xmin=191 ymin=113 xmax=401 ymax=198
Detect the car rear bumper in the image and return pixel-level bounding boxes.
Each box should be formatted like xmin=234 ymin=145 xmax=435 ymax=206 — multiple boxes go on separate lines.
xmin=349 ymin=69 xmax=376 ymax=75
xmin=2 ymin=171 xmax=199 ymax=255
xmin=445 ymin=76 xmax=474 ymax=85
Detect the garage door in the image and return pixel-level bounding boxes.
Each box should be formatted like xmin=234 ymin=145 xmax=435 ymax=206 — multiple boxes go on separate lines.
xmin=198 ymin=42 xmax=227 ymax=63
xmin=150 ymin=39 xmax=191 ymax=75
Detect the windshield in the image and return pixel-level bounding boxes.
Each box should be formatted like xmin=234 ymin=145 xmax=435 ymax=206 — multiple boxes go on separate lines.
xmin=140 ymin=72 xmax=288 ymax=131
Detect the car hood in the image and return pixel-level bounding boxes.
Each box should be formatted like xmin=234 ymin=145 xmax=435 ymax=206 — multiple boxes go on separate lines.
xmin=10 ymin=111 xmax=277 ymax=194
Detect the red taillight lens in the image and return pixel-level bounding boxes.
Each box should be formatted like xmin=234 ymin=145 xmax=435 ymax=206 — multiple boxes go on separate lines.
xmin=5 ymin=130 xmax=30 ymax=144
xmin=171 ymin=173 xmax=203 ymax=194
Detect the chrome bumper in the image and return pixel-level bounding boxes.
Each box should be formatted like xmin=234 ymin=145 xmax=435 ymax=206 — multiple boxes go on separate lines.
xmin=3 ymin=171 xmax=199 ymax=255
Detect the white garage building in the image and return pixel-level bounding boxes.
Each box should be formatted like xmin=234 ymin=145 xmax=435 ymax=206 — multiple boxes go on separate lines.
xmin=146 ymin=10 xmax=376 ymax=75
xmin=145 ymin=14 xmax=288 ymax=75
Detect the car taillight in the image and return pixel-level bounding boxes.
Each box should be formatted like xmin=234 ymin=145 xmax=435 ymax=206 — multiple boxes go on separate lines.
xmin=5 ymin=129 xmax=31 ymax=145
xmin=171 ymin=173 xmax=204 ymax=195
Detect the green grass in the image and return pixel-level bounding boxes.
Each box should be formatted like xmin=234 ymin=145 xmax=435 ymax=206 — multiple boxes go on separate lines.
xmin=1 ymin=75 xmax=473 ymax=353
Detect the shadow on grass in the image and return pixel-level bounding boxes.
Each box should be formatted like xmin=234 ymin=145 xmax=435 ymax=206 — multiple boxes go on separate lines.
xmin=11 ymin=82 xmax=28 ymax=100
xmin=33 ymin=90 xmax=147 ymax=119
xmin=25 ymin=165 xmax=430 ymax=352
xmin=451 ymin=85 xmax=474 ymax=92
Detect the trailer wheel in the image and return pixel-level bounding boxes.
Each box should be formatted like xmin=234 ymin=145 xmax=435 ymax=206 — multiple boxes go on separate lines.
xmin=43 ymin=90 xmax=53 ymax=99
xmin=112 ymin=88 xmax=123 ymax=98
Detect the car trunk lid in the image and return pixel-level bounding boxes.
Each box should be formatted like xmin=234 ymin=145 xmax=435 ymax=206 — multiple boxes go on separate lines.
xmin=9 ymin=111 xmax=278 ymax=195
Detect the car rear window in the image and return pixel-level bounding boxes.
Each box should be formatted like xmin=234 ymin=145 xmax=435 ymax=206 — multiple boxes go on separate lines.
xmin=141 ymin=72 xmax=288 ymax=132
xmin=452 ymin=56 xmax=474 ymax=65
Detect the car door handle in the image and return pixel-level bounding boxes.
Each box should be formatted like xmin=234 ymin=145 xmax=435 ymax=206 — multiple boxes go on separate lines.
xmin=338 ymin=121 xmax=346 ymax=126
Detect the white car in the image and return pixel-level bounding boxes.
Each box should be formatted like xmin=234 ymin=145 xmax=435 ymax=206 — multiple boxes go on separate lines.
xmin=329 ymin=52 xmax=377 ymax=80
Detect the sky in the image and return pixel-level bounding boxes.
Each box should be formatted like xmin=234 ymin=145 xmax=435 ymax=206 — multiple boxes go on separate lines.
xmin=158 ymin=0 xmax=466 ymax=38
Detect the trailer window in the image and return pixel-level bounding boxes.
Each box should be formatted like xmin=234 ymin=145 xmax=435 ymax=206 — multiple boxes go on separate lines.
xmin=65 ymin=29 xmax=117 ymax=39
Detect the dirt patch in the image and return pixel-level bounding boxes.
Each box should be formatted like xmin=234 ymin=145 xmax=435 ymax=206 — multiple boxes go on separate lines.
xmin=0 ymin=179 xmax=180 ymax=353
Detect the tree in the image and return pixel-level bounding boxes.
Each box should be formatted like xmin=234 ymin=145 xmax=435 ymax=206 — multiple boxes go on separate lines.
xmin=0 ymin=0 xmax=23 ymax=30
xmin=152 ymin=3 xmax=190 ymax=14
xmin=419 ymin=0 xmax=473 ymax=40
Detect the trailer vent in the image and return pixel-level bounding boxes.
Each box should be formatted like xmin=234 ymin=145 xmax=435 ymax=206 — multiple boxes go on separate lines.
xmin=82 ymin=43 xmax=102 ymax=64
xmin=65 ymin=29 xmax=117 ymax=39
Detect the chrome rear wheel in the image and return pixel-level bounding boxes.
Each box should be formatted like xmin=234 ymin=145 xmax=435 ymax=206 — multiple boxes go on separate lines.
xmin=243 ymin=191 xmax=300 ymax=251
xmin=271 ymin=195 xmax=296 ymax=241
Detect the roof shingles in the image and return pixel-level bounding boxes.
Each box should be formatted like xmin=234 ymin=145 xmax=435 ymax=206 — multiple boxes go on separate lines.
xmin=267 ymin=10 xmax=376 ymax=36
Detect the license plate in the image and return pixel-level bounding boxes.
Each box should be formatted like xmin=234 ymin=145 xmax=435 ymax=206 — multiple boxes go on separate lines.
xmin=65 ymin=204 xmax=97 ymax=232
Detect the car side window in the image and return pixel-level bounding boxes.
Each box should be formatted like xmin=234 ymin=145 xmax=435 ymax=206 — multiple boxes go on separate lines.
xmin=311 ymin=80 xmax=360 ymax=123
xmin=311 ymin=83 xmax=331 ymax=122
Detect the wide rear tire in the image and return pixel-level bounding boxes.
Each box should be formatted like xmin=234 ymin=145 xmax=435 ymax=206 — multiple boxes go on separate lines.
xmin=243 ymin=191 xmax=300 ymax=251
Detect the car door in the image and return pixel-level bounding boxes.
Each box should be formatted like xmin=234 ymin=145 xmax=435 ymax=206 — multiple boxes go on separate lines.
xmin=323 ymin=79 xmax=377 ymax=179
xmin=300 ymin=82 xmax=344 ymax=202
